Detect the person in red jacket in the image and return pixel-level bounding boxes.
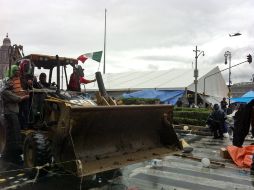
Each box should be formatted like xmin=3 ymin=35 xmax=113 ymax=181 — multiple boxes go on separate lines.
xmin=68 ymin=65 xmax=96 ymax=92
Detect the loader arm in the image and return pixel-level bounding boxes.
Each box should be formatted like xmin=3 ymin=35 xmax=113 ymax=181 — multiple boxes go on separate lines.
xmin=95 ymin=71 xmax=117 ymax=106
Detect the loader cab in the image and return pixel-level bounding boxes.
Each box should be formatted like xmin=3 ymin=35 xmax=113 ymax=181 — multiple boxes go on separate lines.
xmin=20 ymin=54 xmax=96 ymax=126
xmin=22 ymin=54 xmax=78 ymax=91
xmin=18 ymin=54 xmax=79 ymax=126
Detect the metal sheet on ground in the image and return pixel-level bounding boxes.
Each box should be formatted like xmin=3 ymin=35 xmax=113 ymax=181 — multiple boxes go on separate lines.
xmin=1 ymin=134 xmax=254 ymax=189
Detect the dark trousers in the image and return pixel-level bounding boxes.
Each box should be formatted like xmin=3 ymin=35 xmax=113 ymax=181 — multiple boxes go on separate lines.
xmin=209 ymin=120 xmax=224 ymax=138
xmin=19 ymin=99 xmax=30 ymax=129
xmin=4 ymin=113 xmax=22 ymax=155
xmin=212 ymin=123 xmax=224 ymax=138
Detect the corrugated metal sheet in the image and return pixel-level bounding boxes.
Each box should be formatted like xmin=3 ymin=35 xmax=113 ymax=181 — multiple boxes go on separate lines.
xmin=119 ymin=135 xmax=254 ymax=190
xmin=1 ymin=134 xmax=253 ymax=189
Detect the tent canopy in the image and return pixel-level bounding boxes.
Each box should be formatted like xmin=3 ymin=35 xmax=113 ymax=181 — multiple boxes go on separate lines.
xmin=230 ymin=90 xmax=254 ymax=103
xmin=85 ymin=66 xmax=228 ymax=102
xmin=122 ymin=90 xmax=185 ymax=105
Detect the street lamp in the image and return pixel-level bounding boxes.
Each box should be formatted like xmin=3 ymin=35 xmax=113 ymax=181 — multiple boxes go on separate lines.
xmin=193 ymin=46 xmax=205 ymax=106
xmin=203 ymin=59 xmax=250 ymax=97
xmin=224 ymin=51 xmax=231 ymax=104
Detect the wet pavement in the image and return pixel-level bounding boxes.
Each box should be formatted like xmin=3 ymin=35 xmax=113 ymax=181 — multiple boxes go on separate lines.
xmin=1 ymin=133 xmax=254 ymax=189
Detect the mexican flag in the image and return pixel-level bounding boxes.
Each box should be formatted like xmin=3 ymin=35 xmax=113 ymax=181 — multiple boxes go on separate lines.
xmin=77 ymin=51 xmax=103 ymax=63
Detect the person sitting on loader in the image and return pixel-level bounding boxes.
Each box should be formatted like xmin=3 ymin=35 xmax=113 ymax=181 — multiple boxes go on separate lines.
xmin=68 ymin=65 xmax=96 ymax=92
xmin=1 ymin=80 xmax=29 ymax=162
xmin=19 ymin=59 xmax=34 ymax=89
xmin=207 ymin=104 xmax=227 ymax=139
xmin=38 ymin=72 xmax=50 ymax=88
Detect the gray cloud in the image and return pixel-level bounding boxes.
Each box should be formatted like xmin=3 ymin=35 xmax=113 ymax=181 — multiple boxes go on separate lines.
xmin=1 ymin=0 xmax=254 ymax=83
xmin=209 ymin=45 xmax=254 ymax=65
xmin=136 ymin=55 xmax=191 ymax=63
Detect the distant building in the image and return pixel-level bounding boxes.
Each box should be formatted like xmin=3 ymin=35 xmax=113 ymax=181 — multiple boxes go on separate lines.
xmin=231 ymin=82 xmax=254 ymax=97
xmin=0 ymin=34 xmax=11 ymax=79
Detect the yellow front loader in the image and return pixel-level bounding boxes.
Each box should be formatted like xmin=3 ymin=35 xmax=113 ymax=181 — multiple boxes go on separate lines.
xmin=0 ymin=54 xmax=180 ymax=177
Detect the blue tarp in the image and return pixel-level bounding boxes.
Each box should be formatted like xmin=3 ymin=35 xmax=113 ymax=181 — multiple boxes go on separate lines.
xmin=122 ymin=90 xmax=185 ymax=105
xmin=230 ymin=90 xmax=254 ymax=103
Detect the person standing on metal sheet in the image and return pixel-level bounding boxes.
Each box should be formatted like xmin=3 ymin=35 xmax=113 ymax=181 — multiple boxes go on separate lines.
xmin=206 ymin=104 xmax=227 ymax=139
xmin=68 ymin=65 xmax=96 ymax=92
xmin=233 ymin=100 xmax=254 ymax=147
xmin=1 ymin=80 xmax=29 ymax=160
xmin=220 ymin=97 xmax=228 ymax=113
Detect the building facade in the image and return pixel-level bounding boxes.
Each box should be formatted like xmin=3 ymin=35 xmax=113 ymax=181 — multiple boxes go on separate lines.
xmin=0 ymin=34 xmax=11 ymax=79
xmin=231 ymin=82 xmax=254 ymax=97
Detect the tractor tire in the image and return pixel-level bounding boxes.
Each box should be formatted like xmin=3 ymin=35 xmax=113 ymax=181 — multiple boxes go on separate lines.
xmin=24 ymin=132 xmax=52 ymax=176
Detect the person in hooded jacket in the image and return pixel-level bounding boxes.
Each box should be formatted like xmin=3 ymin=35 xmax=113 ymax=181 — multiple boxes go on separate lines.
xmin=1 ymin=80 xmax=29 ymax=162
xmin=207 ymin=104 xmax=227 ymax=139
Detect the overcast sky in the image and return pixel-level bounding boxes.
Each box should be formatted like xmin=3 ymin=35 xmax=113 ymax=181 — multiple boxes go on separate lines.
xmin=1 ymin=0 xmax=254 ymax=84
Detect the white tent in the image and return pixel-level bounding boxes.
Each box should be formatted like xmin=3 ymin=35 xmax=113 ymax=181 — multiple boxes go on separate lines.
xmin=85 ymin=66 xmax=228 ymax=103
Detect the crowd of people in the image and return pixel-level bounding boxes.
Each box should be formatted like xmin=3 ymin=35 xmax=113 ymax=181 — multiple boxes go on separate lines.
xmin=176 ymin=94 xmax=253 ymax=144
xmin=205 ymin=96 xmax=254 ymax=147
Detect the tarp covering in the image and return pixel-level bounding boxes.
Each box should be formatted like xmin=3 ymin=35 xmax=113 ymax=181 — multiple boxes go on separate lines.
xmin=230 ymin=90 xmax=254 ymax=103
xmin=227 ymin=145 xmax=254 ymax=168
xmin=122 ymin=90 xmax=185 ymax=105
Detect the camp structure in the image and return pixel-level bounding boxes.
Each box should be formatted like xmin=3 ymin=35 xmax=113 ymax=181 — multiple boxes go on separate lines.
xmin=230 ymin=91 xmax=254 ymax=103
xmin=85 ymin=66 xmax=228 ymax=105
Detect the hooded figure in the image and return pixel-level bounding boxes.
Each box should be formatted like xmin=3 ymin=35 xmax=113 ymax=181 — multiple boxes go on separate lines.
xmin=1 ymin=79 xmax=29 ymax=161
xmin=207 ymin=104 xmax=226 ymax=139
xmin=7 ymin=65 xmax=27 ymax=97
xmin=5 ymin=65 xmax=19 ymax=78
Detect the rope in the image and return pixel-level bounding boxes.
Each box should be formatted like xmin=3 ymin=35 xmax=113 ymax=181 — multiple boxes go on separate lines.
xmin=32 ymin=165 xmax=47 ymax=184
xmin=79 ymin=176 xmax=84 ymax=190
xmin=0 ymin=159 xmax=84 ymax=190
xmin=68 ymin=123 xmax=85 ymax=189
xmin=0 ymin=160 xmax=79 ymax=175
xmin=27 ymin=78 xmax=36 ymax=123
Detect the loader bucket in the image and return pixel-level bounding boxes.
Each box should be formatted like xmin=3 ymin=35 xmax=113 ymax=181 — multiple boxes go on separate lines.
xmin=57 ymin=105 xmax=179 ymax=176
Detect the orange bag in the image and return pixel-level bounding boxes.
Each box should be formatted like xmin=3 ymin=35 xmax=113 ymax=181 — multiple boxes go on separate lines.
xmin=227 ymin=145 xmax=254 ymax=168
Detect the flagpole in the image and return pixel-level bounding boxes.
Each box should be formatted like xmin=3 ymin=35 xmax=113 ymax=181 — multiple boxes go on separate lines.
xmin=103 ymin=8 xmax=107 ymax=74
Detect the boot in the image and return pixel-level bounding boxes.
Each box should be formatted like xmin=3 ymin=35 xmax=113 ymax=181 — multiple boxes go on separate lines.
xmin=250 ymin=155 xmax=254 ymax=175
